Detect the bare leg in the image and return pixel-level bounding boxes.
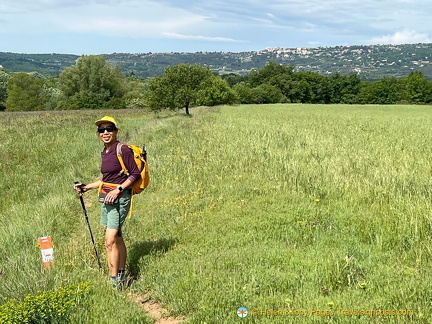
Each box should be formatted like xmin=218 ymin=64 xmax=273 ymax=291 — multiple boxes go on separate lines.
xmin=105 ymin=228 xmax=122 ymax=277
xmin=117 ymin=236 xmax=127 ymax=271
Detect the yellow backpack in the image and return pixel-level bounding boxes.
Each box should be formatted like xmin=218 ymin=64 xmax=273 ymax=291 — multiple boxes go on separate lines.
xmin=116 ymin=143 xmax=150 ymax=195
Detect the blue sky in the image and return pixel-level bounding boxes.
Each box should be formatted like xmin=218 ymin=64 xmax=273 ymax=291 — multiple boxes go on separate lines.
xmin=1 ymin=0 xmax=431 ymax=54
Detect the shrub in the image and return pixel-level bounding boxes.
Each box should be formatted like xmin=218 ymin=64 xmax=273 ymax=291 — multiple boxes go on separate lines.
xmin=0 ymin=282 xmax=92 ymax=324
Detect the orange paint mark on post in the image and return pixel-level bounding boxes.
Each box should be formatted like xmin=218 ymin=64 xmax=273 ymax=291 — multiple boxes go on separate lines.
xmin=38 ymin=236 xmax=54 ymax=268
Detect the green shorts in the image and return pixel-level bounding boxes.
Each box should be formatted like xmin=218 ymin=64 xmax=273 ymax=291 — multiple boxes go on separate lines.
xmin=100 ymin=189 xmax=131 ymax=231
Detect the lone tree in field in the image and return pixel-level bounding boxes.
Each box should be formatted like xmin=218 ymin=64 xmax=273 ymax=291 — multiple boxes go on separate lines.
xmin=145 ymin=63 xmax=237 ymax=114
xmin=58 ymin=55 xmax=126 ymax=110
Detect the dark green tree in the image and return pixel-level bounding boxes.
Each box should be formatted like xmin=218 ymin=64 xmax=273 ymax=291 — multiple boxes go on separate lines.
xmin=359 ymin=77 xmax=400 ymax=104
xmin=399 ymin=71 xmax=432 ymax=104
xmin=245 ymin=62 xmax=297 ymax=103
xmin=293 ymin=71 xmax=331 ymax=104
xmin=195 ymin=77 xmax=238 ymax=106
xmin=0 ymin=70 xmax=11 ymax=111
xmin=58 ymin=55 xmax=126 ymax=110
xmin=123 ymin=77 xmax=148 ymax=109
xmin=252 ymin=84 xmax=286 ymax=104
xmin=145 ymin=64 xmax=236 ymax=114
xmin=232 ymin=83 xmax=256 ymax=104
xmin=220 ymin=73 xmax=247 ymax=87
xmin=247 ymin=61 xmax=295 ymax=87
xmin=6 ymin=72 xmax=46 ymax=111
xmin=329 ymin=73 xmax=362 ymax=104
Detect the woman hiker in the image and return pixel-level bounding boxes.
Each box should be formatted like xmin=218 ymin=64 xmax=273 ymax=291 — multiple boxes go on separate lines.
xmin=74 ymin=116 xmax=140 ymax=288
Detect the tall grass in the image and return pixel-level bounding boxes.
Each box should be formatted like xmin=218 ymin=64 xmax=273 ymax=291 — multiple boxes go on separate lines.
xmin=1 ymin=105 xmax=431 ymax=323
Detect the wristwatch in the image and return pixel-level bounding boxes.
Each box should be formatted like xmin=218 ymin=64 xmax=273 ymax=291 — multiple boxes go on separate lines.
xmin=118 ymin=186 xmax=124 ymax=192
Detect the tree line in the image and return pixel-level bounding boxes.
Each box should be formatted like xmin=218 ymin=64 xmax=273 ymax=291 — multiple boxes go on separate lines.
xmin=1 ymin=55 xmax=432 ymax=113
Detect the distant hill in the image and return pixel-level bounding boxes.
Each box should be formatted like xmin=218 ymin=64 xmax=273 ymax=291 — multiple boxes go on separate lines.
xmin=2 ymin=43 xmax=432 ymax=81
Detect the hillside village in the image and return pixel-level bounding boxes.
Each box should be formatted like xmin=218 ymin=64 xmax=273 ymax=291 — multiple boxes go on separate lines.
xmin=254 ymin=44 xmax=432 ymax=79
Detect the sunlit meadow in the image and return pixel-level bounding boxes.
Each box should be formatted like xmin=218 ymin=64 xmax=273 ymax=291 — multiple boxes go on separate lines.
xmin=1 ymin=104 xmax=431 ymax=323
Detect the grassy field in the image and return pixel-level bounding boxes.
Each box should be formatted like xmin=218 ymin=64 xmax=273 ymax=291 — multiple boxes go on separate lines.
xmin=1 ymin=104 xmax=431 ymax=323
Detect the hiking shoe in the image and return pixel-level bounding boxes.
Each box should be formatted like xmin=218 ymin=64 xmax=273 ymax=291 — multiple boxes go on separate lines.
xmin=117 ymin=271 xmax=126 ymax=290
xmin=109 ymin=276 xmax=118 ymax=288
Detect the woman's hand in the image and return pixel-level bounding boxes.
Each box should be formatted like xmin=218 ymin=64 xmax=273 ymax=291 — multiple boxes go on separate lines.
xmin=74 ymin=182 xmax=87 ymax=194
xmin=104 ymin=188 xmax=121 ymax=204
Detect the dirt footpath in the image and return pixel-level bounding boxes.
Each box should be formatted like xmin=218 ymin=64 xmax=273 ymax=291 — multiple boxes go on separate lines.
xmin=130 ymin=293 xmax=185 ymax=324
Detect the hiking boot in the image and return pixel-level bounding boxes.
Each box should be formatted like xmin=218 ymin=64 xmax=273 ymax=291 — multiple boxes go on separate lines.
xmin=109 ymin=276 xmax=118 ymax=288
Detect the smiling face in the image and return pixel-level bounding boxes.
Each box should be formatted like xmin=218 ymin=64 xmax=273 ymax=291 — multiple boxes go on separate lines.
xmin=98 ymin=122 xmax=118 ymax=146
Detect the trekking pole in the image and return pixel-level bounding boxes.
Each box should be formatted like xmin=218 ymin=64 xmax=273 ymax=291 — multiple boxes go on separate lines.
xmin=74 ymin=181 xmax=102 ymax=269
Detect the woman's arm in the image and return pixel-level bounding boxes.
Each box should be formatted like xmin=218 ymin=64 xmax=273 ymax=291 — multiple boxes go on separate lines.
xmin=74 ymin=180 xmax=102 ymax=194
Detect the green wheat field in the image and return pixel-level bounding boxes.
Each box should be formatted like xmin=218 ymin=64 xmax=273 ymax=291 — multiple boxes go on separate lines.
xmin=1 ymin=104 xmax=431 ymax=323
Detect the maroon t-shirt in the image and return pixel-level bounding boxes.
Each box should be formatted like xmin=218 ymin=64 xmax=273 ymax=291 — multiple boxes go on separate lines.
xmin=100 ymin=141 xmax=140 ymax=185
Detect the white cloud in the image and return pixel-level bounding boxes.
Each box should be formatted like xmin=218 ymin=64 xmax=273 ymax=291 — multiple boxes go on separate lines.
xmin=0 ymin=0 xmax=82 ymax=13
xmin=162 ymin=32 xmax=247 ymax=43
xmin=370 ymin=29 xmax=431 ymax=45
xmin=62 ymin=15 xmax=209 ymax=38
xmin=0 ymin=0 xmax=212 ymax=38
xmin=2 ymin=0 xmax=432 ymax=53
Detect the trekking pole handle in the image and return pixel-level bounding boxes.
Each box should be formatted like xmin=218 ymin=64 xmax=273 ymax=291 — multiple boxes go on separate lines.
xmin=142 ymin=145 xmax=147 ymax=161
xmin=74 ymin=181 xmax=87 ymax=194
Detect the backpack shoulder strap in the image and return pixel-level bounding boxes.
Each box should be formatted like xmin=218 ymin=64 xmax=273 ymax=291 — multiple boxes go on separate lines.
xmin=116 ymin=142 xmax=124 ymax=156
xmin=116 ymin=142 xmax=129 ymax=175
